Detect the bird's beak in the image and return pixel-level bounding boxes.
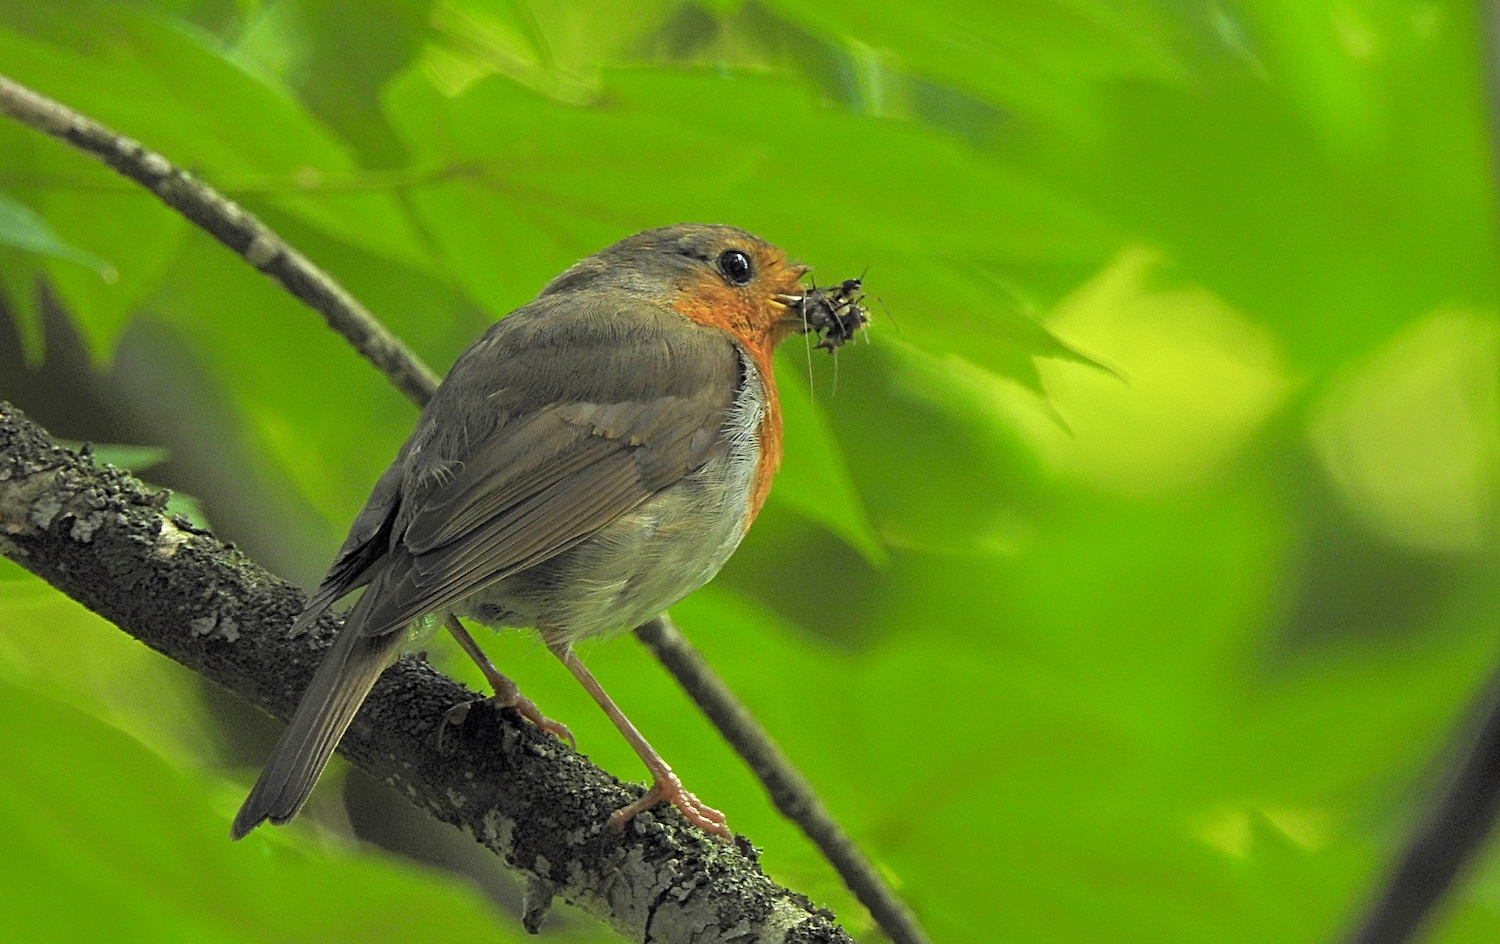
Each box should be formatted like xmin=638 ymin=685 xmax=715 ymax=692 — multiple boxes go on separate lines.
xmin=770 ymin=262 xmax=812 ymax=331
xmin=772 ymin=262 xmax=811 ymax=309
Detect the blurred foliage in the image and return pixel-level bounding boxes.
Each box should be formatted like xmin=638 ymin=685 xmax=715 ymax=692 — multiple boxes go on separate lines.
xmin=0 ymin=0 xmax=1499 ymax=942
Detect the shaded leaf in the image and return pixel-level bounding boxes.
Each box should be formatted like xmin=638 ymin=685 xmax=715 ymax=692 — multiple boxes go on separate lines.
xmin=0 ymin=190 xmax=110 ymax=275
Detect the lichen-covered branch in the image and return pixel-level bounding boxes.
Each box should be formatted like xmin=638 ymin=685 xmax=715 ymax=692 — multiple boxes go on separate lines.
xmin=0 ymin=401 xmax=851 ymax=944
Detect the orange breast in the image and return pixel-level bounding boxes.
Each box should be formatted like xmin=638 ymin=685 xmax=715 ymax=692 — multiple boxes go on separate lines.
xmin=742 ymin=345 xmax=781 ymax=529
xmin=669 ymin=273 xmax=798 ymax=530
xmin=669 ymin=298 xmax=786 ymax=525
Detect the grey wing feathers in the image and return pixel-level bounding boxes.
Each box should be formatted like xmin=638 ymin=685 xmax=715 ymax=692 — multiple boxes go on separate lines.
xmin=350 ymin=393 xmax=729 ymax=639
xmin=290 ymin=300 xmax=740 ymax=644
xmin=287 ymin=451 xmax=406 ymax=637
xmin=401 ymin=407 xmax=621 ymax=553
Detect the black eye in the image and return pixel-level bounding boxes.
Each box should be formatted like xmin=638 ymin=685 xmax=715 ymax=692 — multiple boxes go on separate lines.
xmin=717 ymin=249 xmax=753 ymax=285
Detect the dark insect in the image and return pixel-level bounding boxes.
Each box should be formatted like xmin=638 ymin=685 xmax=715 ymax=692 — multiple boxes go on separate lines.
xmin=778 ymin=274 xmax=870 ymax=352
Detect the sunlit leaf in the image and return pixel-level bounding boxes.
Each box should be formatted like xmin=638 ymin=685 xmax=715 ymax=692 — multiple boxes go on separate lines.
xmin=0 ymin=0 xmax=435 ymax=274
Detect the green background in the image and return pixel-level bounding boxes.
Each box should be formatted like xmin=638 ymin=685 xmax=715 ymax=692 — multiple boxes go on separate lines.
xmin=1 ymin=0 xmax=1498 ymax=941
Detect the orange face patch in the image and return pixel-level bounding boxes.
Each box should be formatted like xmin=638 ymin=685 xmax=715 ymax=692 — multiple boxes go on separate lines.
xmin=668 ymin=246 xmax=805 ymax=355
xmin=667 ymin=243 xmax=808 ymax=528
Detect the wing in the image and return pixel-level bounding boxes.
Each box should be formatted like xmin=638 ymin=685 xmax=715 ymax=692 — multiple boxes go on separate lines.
xmin=346 ymin=295 xmax=743 ymax=639
xmin=287 ymin=445 xmax=408 ymax=637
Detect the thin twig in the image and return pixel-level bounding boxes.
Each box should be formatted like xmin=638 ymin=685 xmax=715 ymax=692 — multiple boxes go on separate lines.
xmin=0 ymin=70 xmax=925 ymax=943
xmin=0 ymin=162 xmax=480 ymax=196
xmin=0 ymin=402 xmax=852 ymax=944
xmin=1335 ymin=4 xmax=1500 ymax=941
xmin=0 ymin=73 xmax=439 ymax=407
xmin=638 ymin=616 xmax=931 ymax=944
xmin=1340 ymin=670 xmax=1500 ymax=944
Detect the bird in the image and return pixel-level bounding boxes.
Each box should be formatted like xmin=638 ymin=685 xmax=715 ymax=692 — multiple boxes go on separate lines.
xmin=231 ymin=223 xmax=834 ymax=843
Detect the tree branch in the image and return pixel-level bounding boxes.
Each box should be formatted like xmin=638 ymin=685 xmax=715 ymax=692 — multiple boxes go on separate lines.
xmin=0 ymin=401 xmax=850 ymax=944
xmin=0 ymin=71 xmax=926 ymax=944
xmin=1340 ymin=671 xmax=1500 ymax=944
xmin=0 ymin=72 xmax=439 ymax=407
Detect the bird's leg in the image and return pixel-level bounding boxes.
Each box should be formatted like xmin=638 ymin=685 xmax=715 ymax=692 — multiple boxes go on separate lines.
xmin=443 ymin=615 xmax=573 ymax=746
xmin=546 ymin=639 xmax=730 ymax=840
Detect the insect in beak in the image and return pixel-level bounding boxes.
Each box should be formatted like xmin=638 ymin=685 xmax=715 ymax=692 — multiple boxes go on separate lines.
xmin=782 ymin=278 xmax=870 ymax=353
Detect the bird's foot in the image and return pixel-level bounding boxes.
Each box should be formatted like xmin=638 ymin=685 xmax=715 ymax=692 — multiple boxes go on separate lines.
xmin=440 ymin=691 xmax=574 ymax=750
xmin=503 ymin=692 xmax=575 ymax=747
xmin=609 ymin=771 xmax=731 ymax=841
xmin=440 ymin=614 xmax=573 ymax=746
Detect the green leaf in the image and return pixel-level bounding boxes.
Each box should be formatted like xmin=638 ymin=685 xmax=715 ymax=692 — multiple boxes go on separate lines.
xmin=0 ymin=563 xmax=221 ymax=767
xmin=142 ymin=224 xmax=423 ymax=547
xmin=771 ymin=350 xmax=886 ymax=564
xmin=41 ymin=188 xmax=188 ymax=364
xmin=761 ymin=0 xmax=1186 ymax=134
xmin=0 ymin=0 xmax=435 ymax=273
xmin=0 ymin=673 xmax=547 ymax=944
xmin=0 ymin=190 xmax=110 ymax=274
xmin=383 ymin=65 xmax=1113 ymax=377
xmin=235 ymin=0 xmax=433 ymax=168
xmin=0 ymin=244 xmax=47 ymax=364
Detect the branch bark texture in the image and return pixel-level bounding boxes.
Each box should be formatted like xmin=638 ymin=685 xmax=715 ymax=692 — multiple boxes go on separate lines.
xmin=0 ymin=401 xmax=850 ymax=944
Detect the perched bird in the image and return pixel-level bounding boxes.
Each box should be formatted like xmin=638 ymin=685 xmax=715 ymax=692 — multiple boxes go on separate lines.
xmin=232 ymin=224 xmax=845 ymax=842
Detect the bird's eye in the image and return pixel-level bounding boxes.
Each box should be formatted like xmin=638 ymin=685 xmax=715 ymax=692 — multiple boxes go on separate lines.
xmin=717 ymin=249 xmax=753 ymax=285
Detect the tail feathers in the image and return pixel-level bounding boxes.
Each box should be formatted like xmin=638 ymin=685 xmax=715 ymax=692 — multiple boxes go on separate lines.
xmin=231 ymin=626 xmax=404 ymax=840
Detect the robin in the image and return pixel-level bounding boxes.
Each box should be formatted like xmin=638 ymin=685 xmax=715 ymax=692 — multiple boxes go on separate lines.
xmin=231 ymin=224 xmax=863 ymax=842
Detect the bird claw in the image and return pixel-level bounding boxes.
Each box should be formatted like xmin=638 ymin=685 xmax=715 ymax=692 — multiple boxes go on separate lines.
xmin=436 ymin=698 xmax=474 ymax=753
xmin=609 ymin=771 xmax=731 ymax=841
xmin=509 ymin=695 xmax=575 ymax=748
xmin=438 ymin=692 xmax=574 ymax=750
